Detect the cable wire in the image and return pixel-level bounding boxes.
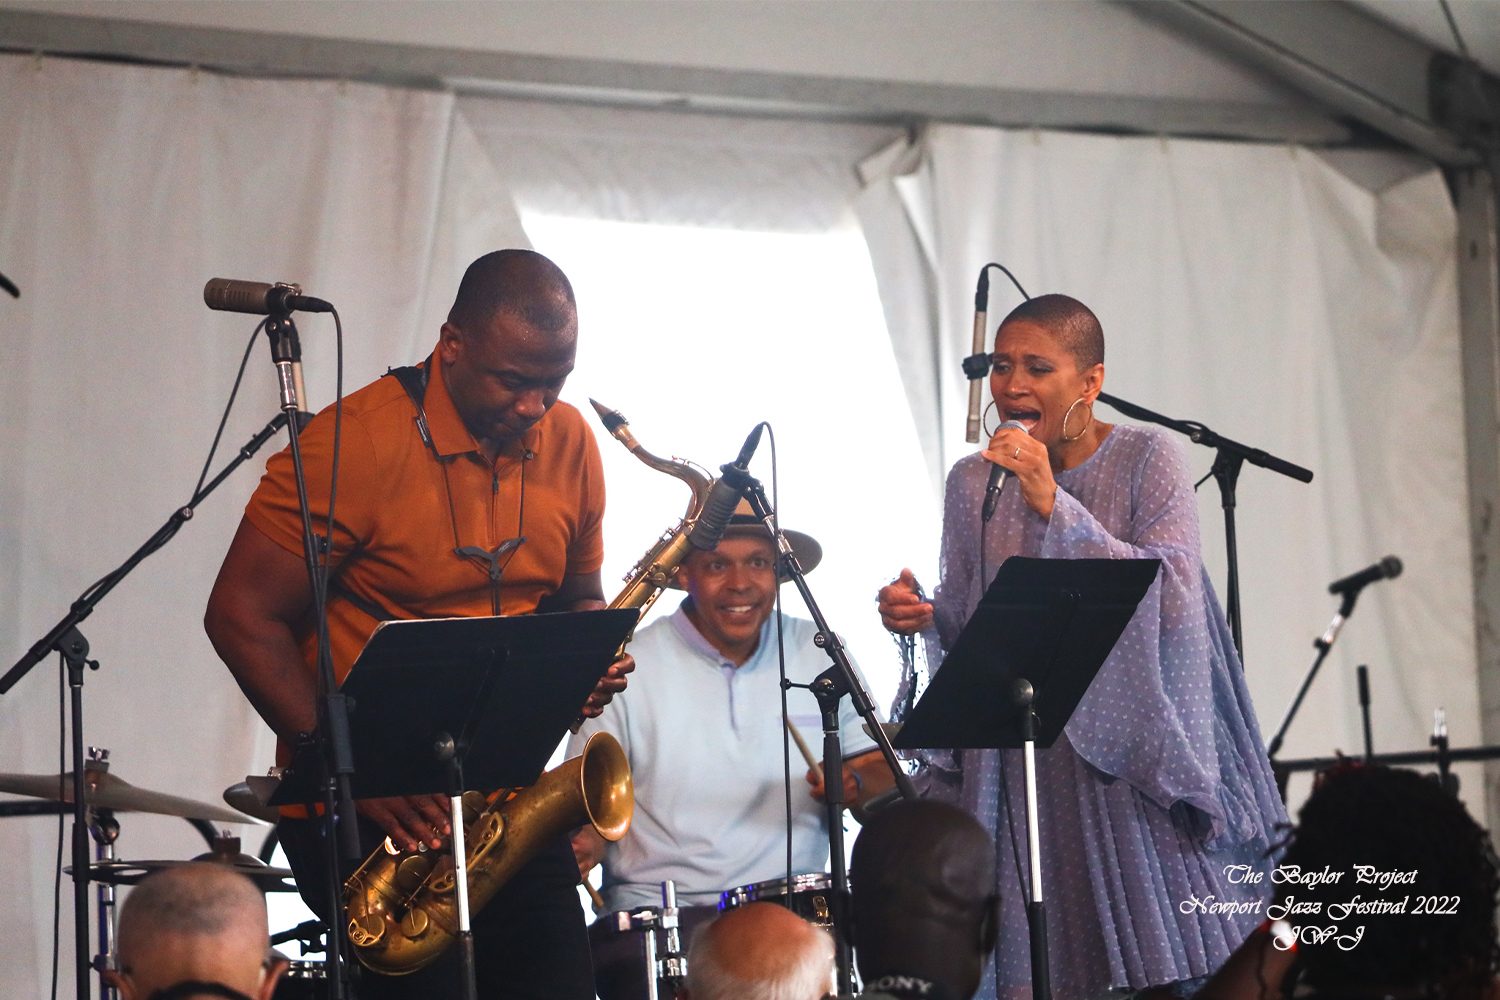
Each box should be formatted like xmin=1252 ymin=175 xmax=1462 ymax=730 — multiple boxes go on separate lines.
xmin=761 ymin=423 xmax=795 ymax=898
xmin=194 ymin=320 xmax=265 ymax=499
xmin=312 ymin=309 xmax=346 ymax=692
xmin=982 ymin=262 xmax=1031 ymax=303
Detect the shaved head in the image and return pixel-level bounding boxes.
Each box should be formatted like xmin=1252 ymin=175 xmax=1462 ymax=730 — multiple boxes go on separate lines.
xmin=112 ymin=863 xmax=280 ymax=1000
xmin=447 ymin=249 xmax=576 ymax=337
xmin=683 ymin=902 xmax=833 ymax=1000
xmin=851 ymin=800 xmax=999 ymax=1000
xmin=999 ymin=293 xmax=1104 ymax=370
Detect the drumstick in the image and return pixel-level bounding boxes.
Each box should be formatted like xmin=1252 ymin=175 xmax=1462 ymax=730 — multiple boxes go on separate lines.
xmin=584 ymin=880 xmax=606 ymax=913
xmin=784 ymin=715 xmax=824 ymax=785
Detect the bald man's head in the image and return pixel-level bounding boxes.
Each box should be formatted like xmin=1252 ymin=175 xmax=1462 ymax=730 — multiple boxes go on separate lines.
xmin=851 ymin=800 xmax=999 ymax=1000
xmin=682 ymin=902 xmax=834 ymax=1000
xmin=109 ymin=864 xmax=282 ymax=1000
xmin=447 ymin=248 xmax=576 ymax=337
xmin=998 ymin=293 xmax=1104 ymax=371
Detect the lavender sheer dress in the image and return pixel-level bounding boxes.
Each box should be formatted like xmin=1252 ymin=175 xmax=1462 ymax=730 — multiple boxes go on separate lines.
xmin=912 ymin=424 xmax=1287 ymax=999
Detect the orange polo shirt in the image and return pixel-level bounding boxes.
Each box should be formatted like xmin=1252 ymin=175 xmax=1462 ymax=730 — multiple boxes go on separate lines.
xmin=244 ymin=346 xmax=606 ymax=703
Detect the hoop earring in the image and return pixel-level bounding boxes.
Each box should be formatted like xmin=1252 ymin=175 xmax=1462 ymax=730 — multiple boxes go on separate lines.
xmin=1060 ymin=398 xmax=1092 ymax=442
xmin=982 ymin=399 xmax=1000 ymax=438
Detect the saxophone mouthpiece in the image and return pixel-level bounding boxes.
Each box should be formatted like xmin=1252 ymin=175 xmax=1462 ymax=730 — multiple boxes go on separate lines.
xmin=589 ymin=398 xmax=628 ymax=434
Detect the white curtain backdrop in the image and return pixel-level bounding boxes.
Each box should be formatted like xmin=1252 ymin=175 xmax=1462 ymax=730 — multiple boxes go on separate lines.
xmin=859 ymin=124 xmax=1477 ymax=818
xmin=0 ymin=53 xmax=1478 ymax=997
xmin=0 ymin=54 xmax=479 ymax=994
xmin=453 ymin=94 xmax=937 ymax=724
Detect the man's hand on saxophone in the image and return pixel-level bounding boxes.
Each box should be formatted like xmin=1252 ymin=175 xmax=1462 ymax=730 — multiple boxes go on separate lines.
xmin=356 ymin=794 xmax=453 ymax=853
xmin=551 ymin=567 xmax=637 ymax=719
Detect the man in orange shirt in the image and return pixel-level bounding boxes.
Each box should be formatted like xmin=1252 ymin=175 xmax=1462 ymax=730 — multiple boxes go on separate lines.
xmin=205 ymin=249 xmax=631 ymax=999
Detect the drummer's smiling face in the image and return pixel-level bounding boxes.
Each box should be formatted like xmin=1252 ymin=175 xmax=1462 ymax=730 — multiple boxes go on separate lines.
xmin=678 ymin=535 xmax=778 ymax=667
xmin=990 ymin=319 xmax=1102 ymax=450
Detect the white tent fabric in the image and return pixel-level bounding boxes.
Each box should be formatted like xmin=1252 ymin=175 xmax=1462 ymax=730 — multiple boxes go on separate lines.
xmin=0 ymin=50 xmax=1478 ymax=999
xmin=0 ymin=54 xmax=495 ymax=995
xmin=455 ymin=94 xmax=902 ymax=233
xmin=859 ymin=124 xmax=1479 ymax=826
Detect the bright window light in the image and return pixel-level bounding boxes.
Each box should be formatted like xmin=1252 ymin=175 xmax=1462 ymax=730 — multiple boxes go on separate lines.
xmin=523 ymin=213 xmax=940 ymax=713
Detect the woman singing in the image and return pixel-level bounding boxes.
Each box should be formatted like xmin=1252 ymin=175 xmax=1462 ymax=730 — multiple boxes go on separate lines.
xmin=878 ymin=294 xmax=1287 ymax=999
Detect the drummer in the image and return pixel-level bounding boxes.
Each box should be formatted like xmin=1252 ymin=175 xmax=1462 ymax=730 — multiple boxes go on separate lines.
xmin=569 ymin=501 xmax=894 ymax=915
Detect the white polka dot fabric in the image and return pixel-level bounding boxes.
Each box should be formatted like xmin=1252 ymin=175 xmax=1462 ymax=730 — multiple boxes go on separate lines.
xmin=922 ymin=425 xmax=1288 ymax=998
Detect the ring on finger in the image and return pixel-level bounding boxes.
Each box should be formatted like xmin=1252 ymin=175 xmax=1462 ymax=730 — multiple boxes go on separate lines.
xmin=1013 ymin=445 xmax=1021 ymax=458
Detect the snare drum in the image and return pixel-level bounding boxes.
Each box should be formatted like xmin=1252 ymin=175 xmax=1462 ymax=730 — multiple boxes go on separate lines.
xmin=718 ymin=873 xmax=835 ymax=931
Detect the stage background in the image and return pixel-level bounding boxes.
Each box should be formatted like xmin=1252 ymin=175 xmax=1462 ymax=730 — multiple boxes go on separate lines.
xmin=858 ymin=123 xmax=1473 ymax=815
xmin=0 ymin=52 xmax=1473 ymax=994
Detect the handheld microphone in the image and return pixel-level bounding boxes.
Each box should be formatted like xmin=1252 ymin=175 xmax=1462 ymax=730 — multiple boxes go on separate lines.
xmin=204 ymin=278 xmax=333 ymax=315
xmin=1328 ymin=556 xmax=1403 ymax=597
xmin=981 ymin=420 xmax=1029 ymax=523
xmin=689 ymin=423 xmax=764 ymax=550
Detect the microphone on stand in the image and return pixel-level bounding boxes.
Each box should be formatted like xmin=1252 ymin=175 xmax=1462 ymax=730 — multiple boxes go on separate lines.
xmin=1328 ymin=556 xmax=1403 ymax=597
xmin=689 ymin=424 xmax=764 ymax=550
xmin=981 ymin=420 xmax=1030 ymax=523
xmin=964 ymin=269 xmax=993 ymax=444
xmin=204 ymin=278 xmax=333 ymax=315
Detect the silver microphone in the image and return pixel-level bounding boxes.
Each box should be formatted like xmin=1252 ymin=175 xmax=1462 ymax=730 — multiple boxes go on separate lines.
xmin=204 ymin=278 xmax=333 ymax=315
xmin=981 ymin=420 xmax=1030 ymax=523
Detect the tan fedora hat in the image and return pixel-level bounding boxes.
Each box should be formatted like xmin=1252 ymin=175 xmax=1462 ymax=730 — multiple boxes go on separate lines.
xmin=667 ymin=498 xmax=822 ymax=589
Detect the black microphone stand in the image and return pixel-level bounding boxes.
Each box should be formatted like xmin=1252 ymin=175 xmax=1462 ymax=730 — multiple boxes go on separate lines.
xmin=1095 ymin=392 xmax=1313 ymax=662
xmin=718 ymin=463 xmax=917 ymax=997
xmin=262 ymin=310 xmax=359 ymax=1000
xmin=0 ymin=409 xmax=301 ymax=999
xmin=1265 ymin=585 xmax=1364 ymax=759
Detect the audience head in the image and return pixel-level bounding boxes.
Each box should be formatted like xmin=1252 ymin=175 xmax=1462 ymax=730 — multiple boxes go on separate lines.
xmin=105 ymin=863 xmax=284 ymax=1000
xmin=680 ymin=901 xmax=834 ymax=1000
xmin=850 ymin=799 xmax=999 ymax=1000
xmin=1277 ymin=763 xmax=1500 ymax=997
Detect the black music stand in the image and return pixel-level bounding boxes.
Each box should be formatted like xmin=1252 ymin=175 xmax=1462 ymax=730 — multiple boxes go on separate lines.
xmin=271 ymin=608 xmax=638 ymax=1000
xmin=893 ymin=557 xmax=1159 ymax=1000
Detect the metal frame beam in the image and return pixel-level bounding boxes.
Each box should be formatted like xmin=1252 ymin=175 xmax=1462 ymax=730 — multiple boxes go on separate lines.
xmin=1453 ymin=166 xmax=1500 ymax=835
xmin=0 ymin=6 xmax=1350 ymax=144
xmin=1132 ymin=0 xmax=1480 ymax=164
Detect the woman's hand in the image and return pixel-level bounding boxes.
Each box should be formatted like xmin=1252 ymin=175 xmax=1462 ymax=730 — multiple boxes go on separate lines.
xmin=982 ymin=424 xmax=1057 ymax=519
xmin=878 ymin=568 xmax=933 ymax=635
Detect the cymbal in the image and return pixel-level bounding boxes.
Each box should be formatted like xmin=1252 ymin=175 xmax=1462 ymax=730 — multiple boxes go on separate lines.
xmin=223 ymin=781 xmax=281 ymax=824
xmin=69 ymin=858 xmax=298 ymax=892
xmin=0 ymin=769 xmax=251 ymax=825
xmin=71 ymin=833 xmax=296 ymax=891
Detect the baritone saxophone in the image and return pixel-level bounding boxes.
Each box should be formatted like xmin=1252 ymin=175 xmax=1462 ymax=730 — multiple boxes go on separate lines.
xmin=342 ymin=400 xmax=717 ymax=974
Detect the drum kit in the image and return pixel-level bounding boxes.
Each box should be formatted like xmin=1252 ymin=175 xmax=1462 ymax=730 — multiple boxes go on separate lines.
xmin=590 ymin=873 xmax=837 ymax=1000
xmin=0 ymin=747 xmax=324 ymax=999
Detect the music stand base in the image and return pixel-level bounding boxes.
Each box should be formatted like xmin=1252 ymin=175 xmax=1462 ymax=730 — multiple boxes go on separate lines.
xmin=1026 ymin=900 xmax=1051 ymax=1000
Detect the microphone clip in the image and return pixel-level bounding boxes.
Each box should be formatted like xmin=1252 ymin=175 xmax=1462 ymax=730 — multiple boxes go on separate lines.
xmin=961 ymin=353 xmax=993 ymax=380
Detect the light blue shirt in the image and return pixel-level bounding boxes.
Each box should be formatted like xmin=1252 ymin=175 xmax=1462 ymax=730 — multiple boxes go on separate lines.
xmin=568 ymin=602 xmax=879 ymax=911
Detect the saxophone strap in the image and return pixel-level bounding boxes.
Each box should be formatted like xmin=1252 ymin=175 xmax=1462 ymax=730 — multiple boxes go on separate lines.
xmin=318 ymin=363 xmax=436 ymax=626
xmin=386 ymin=362 xmax=435 ymax=454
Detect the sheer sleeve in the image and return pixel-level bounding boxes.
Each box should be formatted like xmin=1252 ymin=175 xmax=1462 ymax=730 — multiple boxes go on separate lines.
xmin=1043 ymin=433 xmax=1280 ymax=849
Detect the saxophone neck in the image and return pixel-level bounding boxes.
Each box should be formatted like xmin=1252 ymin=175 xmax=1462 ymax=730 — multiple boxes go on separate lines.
xmin=590 ymin=399 xmax=714 ymax=518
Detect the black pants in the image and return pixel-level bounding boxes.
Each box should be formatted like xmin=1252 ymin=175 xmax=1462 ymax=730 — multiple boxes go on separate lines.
xmin=279 ymin=815 xmax=595 ymax=1000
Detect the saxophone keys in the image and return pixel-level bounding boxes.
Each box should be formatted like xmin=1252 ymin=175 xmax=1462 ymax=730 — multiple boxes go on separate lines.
xmin=400 ymin=907 xmax=431 ymax=938
xmin=461 ymin=790 xmax=487 ymax=824
xmin=396 ymin=854 xmax=434 ymax=892
xmin=348 ymin=912 xmax=386 ymax=948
